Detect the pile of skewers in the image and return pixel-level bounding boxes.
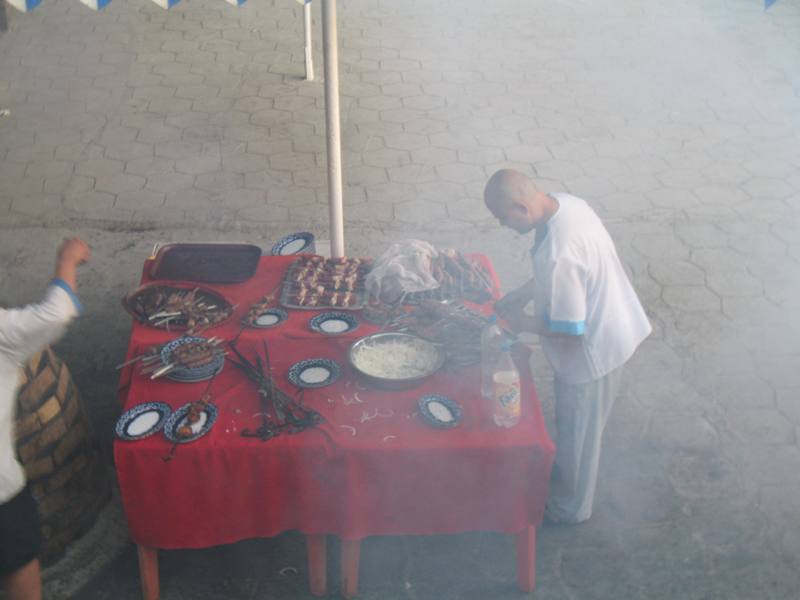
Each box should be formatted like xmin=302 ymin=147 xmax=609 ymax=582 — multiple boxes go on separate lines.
xmin=117 ymin=337 xmax=227 ymax=380
xmin=125 ymin=284 xmax=233 ymax=334
xmin=229 ymin=341 xmax=323 ymax=441
xmin=384 ymin=300 xmax=493 ymax=368
xmin=414 ymin=249 xmax=495 ymax=304
xmin=281 ymin=256 xmax=371 ymax=309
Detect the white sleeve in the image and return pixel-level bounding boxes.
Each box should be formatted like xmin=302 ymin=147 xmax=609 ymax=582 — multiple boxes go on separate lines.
xmin=0 ymin=284 xmax=81 ymax=366
xmin=547 ymin=254 xmax=588 ymax=336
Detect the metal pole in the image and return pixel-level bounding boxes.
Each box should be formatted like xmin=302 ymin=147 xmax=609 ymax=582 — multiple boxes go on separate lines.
xmin=303 ymin=1 xmax=314 ymax=81
xmin=321 ymin=0 xmax=344 ymax=258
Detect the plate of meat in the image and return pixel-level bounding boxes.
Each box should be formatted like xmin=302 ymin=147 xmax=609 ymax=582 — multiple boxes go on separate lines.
xmin=159 ymin=336 xmax=225 ymax=382
xmin=163 ymin=399 xmax=218 ymax=443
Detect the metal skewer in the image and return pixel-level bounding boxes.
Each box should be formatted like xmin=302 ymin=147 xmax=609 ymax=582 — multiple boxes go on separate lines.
xmin=150 ymin=364 xmax=176 ymax=379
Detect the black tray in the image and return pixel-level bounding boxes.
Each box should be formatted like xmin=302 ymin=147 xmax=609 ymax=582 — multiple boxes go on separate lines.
xmin=150 ymin=243 xmax=261 ymax=283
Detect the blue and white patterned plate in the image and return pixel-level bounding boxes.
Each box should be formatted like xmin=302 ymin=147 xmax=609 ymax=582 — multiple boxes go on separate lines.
xmin=418 ymin=395 xmax=462 ymax=429
xmin=115 ymin=402 xmax=171 ymax=441
xmin=309 ymin=312 xmax=359 ymax=335
xmin=251 ymin=308 xmax=288 ymax=329
xmin=271 ymin=232 xmax=315 ymax=256
xmin=287 ymin=358 xmax=341 ymax=388
xmin=163 ymin=402 xmax=219 ymax=444
xmin=160 ymin=336 xmax=225 ymax=383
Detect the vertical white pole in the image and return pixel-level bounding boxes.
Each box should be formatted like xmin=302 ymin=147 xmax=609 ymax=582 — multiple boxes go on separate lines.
xmin=322 ymin=0 xmax=345 ymax=258
xmin=304 ymin=1 xmax=314 ymax=81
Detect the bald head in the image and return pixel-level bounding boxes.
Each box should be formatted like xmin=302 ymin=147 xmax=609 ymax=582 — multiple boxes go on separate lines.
xmin=483 ymin=169 xmax=557 ymax=234
xmin=484 ymin=169 xmax=538 ymax=212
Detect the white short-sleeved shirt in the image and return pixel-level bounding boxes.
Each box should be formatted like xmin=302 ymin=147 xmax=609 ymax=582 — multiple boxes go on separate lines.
xmin=530 ymin=193 xmax=651 ymax=384
xmin=0 ymin=281 xmax=81 ymax=504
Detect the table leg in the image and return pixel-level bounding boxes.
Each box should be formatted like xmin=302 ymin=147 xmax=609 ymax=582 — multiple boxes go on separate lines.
xmin=307 ymin=535 xmax=327 ymax=596
xmin=340 ymin=539 xmax=361 ymax=599
xmin=515 ymin=526 xmax=536 ymax=592
xmin=137 ymin=545 xmax=159 ymax=600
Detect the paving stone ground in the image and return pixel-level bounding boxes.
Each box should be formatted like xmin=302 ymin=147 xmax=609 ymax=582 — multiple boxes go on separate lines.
xmin=1 ymin=0 xmax=800 ymax=598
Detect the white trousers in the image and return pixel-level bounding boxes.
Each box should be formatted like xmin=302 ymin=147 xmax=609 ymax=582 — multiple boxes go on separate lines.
xmin=547 ymin=365 xmax=624 ymax=523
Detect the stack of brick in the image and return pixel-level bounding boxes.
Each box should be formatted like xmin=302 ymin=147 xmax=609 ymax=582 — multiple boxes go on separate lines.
xmin=14 ymin=348 xmax=109 ymax=566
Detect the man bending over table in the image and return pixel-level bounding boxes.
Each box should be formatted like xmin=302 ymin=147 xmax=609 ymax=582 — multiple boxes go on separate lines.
xmin=484 ymin=169 xmax=651 ymax=524
xmin=0 ymin=238 xmax=89 ymax=600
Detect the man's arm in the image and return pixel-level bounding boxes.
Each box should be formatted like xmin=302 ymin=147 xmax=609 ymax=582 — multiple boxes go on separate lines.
xmin=494 ymin=278 xmax=536 ymax=319
xmin=504 ymin=310 xmax=582 ymax=338
xmin=0 ymin=238 xmax=89 ymax=365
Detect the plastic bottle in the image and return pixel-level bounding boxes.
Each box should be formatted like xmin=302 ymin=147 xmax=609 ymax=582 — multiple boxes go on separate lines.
xmin=492 ymin=342 xmax=521 ymax=428
xmin=480 ymin=315 xmax=505 ymax=400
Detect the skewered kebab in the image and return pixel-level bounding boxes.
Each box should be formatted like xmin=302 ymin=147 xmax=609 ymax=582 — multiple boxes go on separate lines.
xmin=282 ymin=256 xmax=371 ymax=309
xmin=176 ymin=392 xmax=211 ymax=439
xmin=242 ymin=283 xmax=282 ymax=327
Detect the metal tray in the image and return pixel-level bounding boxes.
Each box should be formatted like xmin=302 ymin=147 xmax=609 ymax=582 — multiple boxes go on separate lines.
xmin=149 ymin=243 xmax=261 ymax=283
xmin=279 ymin=257 xmax=369 ymax=311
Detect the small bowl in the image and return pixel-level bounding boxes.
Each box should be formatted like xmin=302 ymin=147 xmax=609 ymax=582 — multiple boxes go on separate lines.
xmin=348 ymin=332 xmax=445 ymax=390
xmin=418 ymin=395 xmax=462 ymax=429
xmin=309 ymin=312 xmax=358 ymax=335
xmin=271 ymin=232 xmax=316 ymax=256
xmin=250 ymin=308 xmax=288 ymax=329
xmin=287 ymin=358 xmax=341 ymax=388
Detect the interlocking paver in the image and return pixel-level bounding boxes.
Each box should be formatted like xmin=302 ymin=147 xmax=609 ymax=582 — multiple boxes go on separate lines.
xmin=9 ymin=193 xmax=61 ymax=218
xmin=95 ymin=173 xmax=146 ymax=195
xmin=145 ymin=172 xmax=195 ymax=194
xmin=175 ymin=155 xmax=221 ymax=175
xmin=662 ymin=285 xmax=721 ymax=313
xmin=125 ymin=157 xmax=175 ymax=177
xmin=104 ymin=142 xmax=153 ymax=162
xmin=193 ymin=171 xmax=243 ymax=195
xmin=243 ymin=169 xmax=295 ymax=190
xmin=434 ymin=162 xmax=485 ymax=184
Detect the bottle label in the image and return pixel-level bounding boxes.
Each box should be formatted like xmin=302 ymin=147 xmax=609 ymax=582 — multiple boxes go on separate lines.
xmin=494 ymin=380 xmax=520 ymax=420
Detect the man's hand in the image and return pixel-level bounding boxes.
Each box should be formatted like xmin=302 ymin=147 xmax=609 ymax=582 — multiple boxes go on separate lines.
xmin=57 ymin=238 xmax=90 ymax=267
xmin=494 ymin=278 xmax=536 ymax=318
xmin=504 ymin=308 xmax=546 ymax=335
xmin=55 ymin=237 xmax=90 ymax=292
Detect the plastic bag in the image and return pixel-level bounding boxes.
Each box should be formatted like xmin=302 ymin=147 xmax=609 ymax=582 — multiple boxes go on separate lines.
xmin=365 ymin=239 xmax=441 ymax=304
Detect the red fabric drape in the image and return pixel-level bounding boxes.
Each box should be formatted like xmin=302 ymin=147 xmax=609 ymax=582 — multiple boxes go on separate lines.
xmin=114 ymin=255 xmax=554 ymax=548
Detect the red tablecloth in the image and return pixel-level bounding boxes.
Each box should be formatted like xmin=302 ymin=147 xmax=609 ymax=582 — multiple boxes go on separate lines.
xmin=114 ymin=255 xmax=555 ymax=549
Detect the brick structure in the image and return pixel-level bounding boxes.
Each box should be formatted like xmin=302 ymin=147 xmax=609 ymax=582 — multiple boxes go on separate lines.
xmin=14 ymin=348 xmax=109 ymax=566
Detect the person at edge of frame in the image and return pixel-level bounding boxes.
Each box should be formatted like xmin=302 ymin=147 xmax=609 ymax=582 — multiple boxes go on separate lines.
xmin=0 ymin=238 xmax=90 ymax=600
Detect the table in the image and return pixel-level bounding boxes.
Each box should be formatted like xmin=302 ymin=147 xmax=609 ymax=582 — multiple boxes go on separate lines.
xmin=114 ymin=255 xmax=555 ymax=599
